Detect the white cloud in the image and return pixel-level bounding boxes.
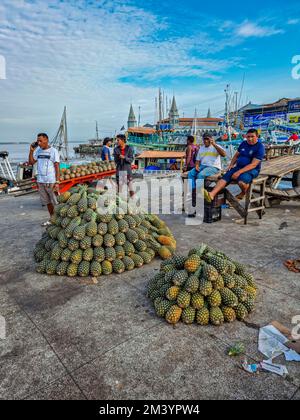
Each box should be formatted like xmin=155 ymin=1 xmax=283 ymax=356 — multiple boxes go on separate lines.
xmin=287 ymin=19 xmax=300 ymax=25
xmin=236 ymin=21 xmax=284 ymax=38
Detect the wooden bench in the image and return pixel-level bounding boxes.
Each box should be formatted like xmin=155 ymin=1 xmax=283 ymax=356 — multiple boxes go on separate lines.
xmin=205 ymin=174 xmax=268 ymax=225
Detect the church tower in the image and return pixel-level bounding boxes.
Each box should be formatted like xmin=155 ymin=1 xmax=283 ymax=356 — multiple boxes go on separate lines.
xmin=207 ymin=108 xmax=212 ymax=118
xmin=128 ymin=104 xmax=137 ymax=129
xmin=169 ymin=96 xmax=179 ymax=129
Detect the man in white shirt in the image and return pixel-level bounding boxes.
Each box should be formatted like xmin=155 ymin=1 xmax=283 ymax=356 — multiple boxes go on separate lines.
xmin=188 ymin=133 xmax=226 ymax=190
xmin=29 ymin=133 xmax=60 ymax=226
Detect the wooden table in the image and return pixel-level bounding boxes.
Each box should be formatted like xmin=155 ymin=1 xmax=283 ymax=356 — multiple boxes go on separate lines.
xmin=261 ymin=155 xmax=300 ymax=188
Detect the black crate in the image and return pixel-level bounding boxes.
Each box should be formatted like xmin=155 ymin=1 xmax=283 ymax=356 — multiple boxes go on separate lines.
xmin=203 ymin=205 xmax=222 ymax=224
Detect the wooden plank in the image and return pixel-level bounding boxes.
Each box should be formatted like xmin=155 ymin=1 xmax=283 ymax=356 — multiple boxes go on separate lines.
xmin=261 ymin=156 xmax=300 ymax=178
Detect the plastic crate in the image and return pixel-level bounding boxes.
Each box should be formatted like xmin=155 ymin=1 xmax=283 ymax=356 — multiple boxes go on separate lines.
xmin=203 ymin=206 xmax=222 ymax=224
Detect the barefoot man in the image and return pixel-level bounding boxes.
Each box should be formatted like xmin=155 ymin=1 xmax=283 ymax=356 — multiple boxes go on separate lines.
xmin=204 ymin=129 xmax=265 ymax=202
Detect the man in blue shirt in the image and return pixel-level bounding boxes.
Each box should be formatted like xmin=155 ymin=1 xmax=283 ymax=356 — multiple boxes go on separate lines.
xmin=204 ymin=129 xmax=265 ymax=202
xmin=101 ymin=138 xmax=113 ymax=161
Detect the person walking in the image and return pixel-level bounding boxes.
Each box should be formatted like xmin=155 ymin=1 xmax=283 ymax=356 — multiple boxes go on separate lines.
xmin=114 ymin=134 xmax=135 ymax=198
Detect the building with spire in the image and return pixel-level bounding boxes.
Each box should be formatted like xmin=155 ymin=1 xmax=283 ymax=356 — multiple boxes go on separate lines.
xmin=169 ymin=96 xmax=180 ymax=129
xmin=127 ymin=104 xmax=137 ymax=129
xmin=207 ymin=108 xmax=212 ymax=119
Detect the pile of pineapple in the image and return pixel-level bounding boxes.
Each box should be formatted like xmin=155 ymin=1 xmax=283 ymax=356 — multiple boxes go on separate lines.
xmin=148 ymin=244 xmax=258 ymax=326
xmin=60 ymin=161 xmax=116 ymax=182
xmin=34 ymin=185 xmax=176 ymax=277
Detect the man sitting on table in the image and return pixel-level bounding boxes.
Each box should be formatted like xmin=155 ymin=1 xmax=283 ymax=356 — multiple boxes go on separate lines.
xmin=204 ymin=128 xmax=265 ymax=202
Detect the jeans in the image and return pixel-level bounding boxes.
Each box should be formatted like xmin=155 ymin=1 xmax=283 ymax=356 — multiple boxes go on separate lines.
xmin=188 ymin=165 xmax=220 ymax=190
xmin=222 ymin=167 xmax=260 ymax=185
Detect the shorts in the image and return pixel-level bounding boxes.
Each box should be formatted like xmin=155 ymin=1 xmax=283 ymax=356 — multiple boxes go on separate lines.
xmin=222 ymin=167 xmax=260 ymax=185
xmin=38 ymin=183 xmax=58 ymax=206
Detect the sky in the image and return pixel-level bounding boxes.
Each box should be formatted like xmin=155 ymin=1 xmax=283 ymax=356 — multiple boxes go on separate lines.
xmin=0 ymin=0 xmax=300 ymax=141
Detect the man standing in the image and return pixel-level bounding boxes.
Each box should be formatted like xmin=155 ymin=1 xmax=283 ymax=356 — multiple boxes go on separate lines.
xmin=101 ymin=137 xmax=113 ymax=161
xmin=184 ymin=135 xmax=198 ymax=172
xmin=204 ymin=129 xmax=265 ymax=202
xmin=114 ymin=134 xmax=134 ymax=197
xmin=29 ymin=133 xmax=60 ymax=226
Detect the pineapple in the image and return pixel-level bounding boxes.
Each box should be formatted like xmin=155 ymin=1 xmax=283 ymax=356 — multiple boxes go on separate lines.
xmin=78 ymin=261 xmax=90 ymax=277
xmin=97 ymin=222 xmax=108 ymax=236
xmin=210 ymin=307 xmax=224 ymax=326
xmin=115 ymin=233 xmax=126 ymax=246
xmin=203 ymin=263 xmax=219 ymax=282
xmin=101 ymin=260 xmax=113 ymax=276
xmin=191 ymin=292 xmax=205 ymax=310
xmin=86 ymin=221 xmax=97 ymax=237
xmin=172 ymin=270 xmax=189 ymax=286
xmin=83 ymin=248 xmax=94 ymax=262
xmin=184 ymin=254 xmax=202 ymax=273
xmin=108 ymin=219 xmax=119 ymax=235
xmin=61 ymin=248 xmax=72 ymax=262
xmin=235 ymin=303 xmax=248 ymax=321
xmin=105 ymin=247 xmax=117 ymax=262
xmin=46 ymin=261 xmax=59 ymax=275
xmin=232 ymin=287 xmax=247 ymax=303
xmin=112 ymin=259 xmax=125 ymax=274
xmin=220 ymin=288 xmax=239 ymax=308
xmin=198 ymin=279 xmax=213 ymax=297
xmin=123 ymin=256 xmax=135 ymax=271
xmin=104 ymin=234 xmax=115 ymax=248
xmin=70 ymin=249 xmax=83 ymax=264
xmin=154 ymin=298 xmax=173 ymax=318
xmin=93 ymin=247 xmax=105 ymax=263
xmin=165 ymin=305 xmax=182 ymax=325
xmin=115 ymin=245 xmax=125 ymax=260
xmin=181 ymin=307 xmax=196 ymax=324
xmin=90 ymin=261 xmax=102 ymax=277
xmin=73 ymin=225 xmax=86 ymax=241
xmin=208 ymin=290 xmax=222 ymax=307
xmin=221 ymin=306 xmax=236 ymax=323
xmin=166 ymin=286 xmax=180 ymax=301
xmin=131 ymin=254 xmax=144 ymax=268
xmin=196 ymin=307 xmax=210 ymax=325
xmin=92 ymin=234 xmax=104 ymax=247
xmin=80 ymin=236 xmax=92 ymax=250
xmin=177 ymin=290 xmax=191 ymax=309
xmin=126 ymin=229 xmax=139 ymax=244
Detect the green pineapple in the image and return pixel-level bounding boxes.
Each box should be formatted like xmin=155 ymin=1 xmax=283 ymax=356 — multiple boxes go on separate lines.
xmin=221 ymin=306 xmax=237 ymax=323
xmin=172 ymin=254 xmax=186 ymax=270
xmin=88 ymin=197 xmax=97 ymax=210
xmin=244 ymin=297 xmax=255 ymax=313
xmin=165 ymin=305 xmax=182 ymax=325
xmin=90 ymin=261 xmax=102 ymax=277
xmin=77 ymin=193 xmax=88 ymax=213
xmin=86 ymin=221 xmax=98 ymax=237
xmin=181 ymin=307 xmax=196 ymax=324
xmin=83 ymin=248 xmax=94 ymax=262
xmin=123 ymin=256 xmax=135 ymax=271
xmin=210 ymin=307 xmax=224 ymax=326
xmin=177 ymin=290 xmax=191 ymax=309
xmin=131 ymin=254 xmax=144 ymax=268
xmin=203 ymin=263 xmax=219 ymax=282
xmin=133 ymin=227 xmax=147 ymax=241
xmin=208 ymin=290 xmax=222 ymax=307
xmin=115 ymin=233 xmax=126 ymax=246
xmin=46 ymin=260 xmax=59 ymax=275
xmin=191 ymin=292 xmax=205 ymax=310
xmin=57 ymin=191 xmax=71 ymax=204
xmin=51 ymin=245 xmax=63 ymax=261
xmin=243 ymin=272 xmax=257 ymax=289
xmin=112 ymin=259 xmax=125 ymax=274
xmin=56 ymin=261 xmax=69 ymax=276
xmin=67 ymin=192 xmax=82 ymax=206
xmin=61 ymin=248 xmax=72 ymax=262
xmin=67 ymin=205 xmax=79 ymax=218
xmin=138 ymin=251 xmax=153 ymax=265
xmin=61 ymin=217 xmax=72 ymax=229
xmin=57 ymin=231 xmax=68 ymax=249
xmin=84 ymin=208 xmax=96 ymax=222
xmin=223 ymin=274 xmax=236 ymax=289
xmin=115 ymin=245 xmax=125 ymax=259
xmin=59 ymin=204 xmax=70 ymax=218
xmin=134 ymin=240 xmax=147 ymax=253
xmin=108 ymin=219 xmax=119 ymax=235
xmin=34 ymin=248 xmax=47 ymax=263
xmin=73 ymin=225 xmax=86 ymax=241
xmin=196 ymin=307 xmax=210 ymax=325
xmin=232 ymin=287 xmax=247 ymax=303
xmin=97 ymin=222 xmax=108 ymax=235
xmin=68 ymin=238 xmax=80 ymax=252
xmin=184 ymin=254 xmax=202 ymax=273
xmin=70 ymin=249 xmax=83 ymax=264
xmin=220 ymin=288 xmax=239 ymax=308
xmin=123 ymin=241 xmax=135 ymax=256
xmin=101 ymin=260 xmax=113 ymax=275
xmin=92 ymin=234 xmax=104 ymax=247
xmin=234 ymin=261 xmax=248 ymax=276
xmin=235 ymin=303 xmax=248 ymax=321
xmin=198 ymin=278 xmax=213 ymax=297
xmin=78 ymin=261 xmax=90 ymax=277
xmin=207 ymin=254 xmax=228 ymax=275
xmin=93 ymin=247 xmax=106 ymax=263
xmin=105 ymin=247 xmax=117 ymax=262
xmin=80 ymin=236 xmax=92 ymax=250
xmin=172 ymin=270 xmax=189 ymax=286
xmin=126 ymin=229 xmax=139 ymax=244
xmin=104 ymin=233 xmax=115 ymax=248
xmin=124 ymin=215 xmax=137 ymax=228
xmin=118 ymin=219 xmax=129 ymax=233
xmin=214 ymin=275 xmax=225 ymax=290
xmin=234 ymin=275 xmax=248 ymax=289
xmin=154 ymin=298 xmax=173 ymax=318
xmin=36 ymin=260 xmax=48 ymax=274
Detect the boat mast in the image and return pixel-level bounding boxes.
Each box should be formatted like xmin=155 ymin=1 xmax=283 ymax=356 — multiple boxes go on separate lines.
xmin=96 ymin=121 xmax=99 ymax=142
xmin=52 ymin=106 xmax=69 ymax=162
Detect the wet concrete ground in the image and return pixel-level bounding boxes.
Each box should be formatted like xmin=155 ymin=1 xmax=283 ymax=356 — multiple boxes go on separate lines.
xmin=0 ymin=193 xmax=299 ymax=400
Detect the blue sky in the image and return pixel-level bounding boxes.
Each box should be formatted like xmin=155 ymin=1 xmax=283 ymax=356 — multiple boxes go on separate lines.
xmin=0 ymin=0 xmax=299 ymax=141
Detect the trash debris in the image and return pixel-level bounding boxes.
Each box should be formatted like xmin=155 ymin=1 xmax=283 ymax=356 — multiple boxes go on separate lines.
xmin=279 ymin=222 xmax=288 ymax=230
xmin=242 ymin=359 xmax=259 ymax=374
xmin=259 ymin=324 xmax=300 ymax=362
xmin=284 ymin=259 xmax=300 ymax=273
xmin=260 ymin=361 xmax=288 ymax=377
xmin=228 ymin=343 xmax=245 ymax=357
